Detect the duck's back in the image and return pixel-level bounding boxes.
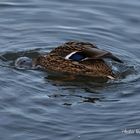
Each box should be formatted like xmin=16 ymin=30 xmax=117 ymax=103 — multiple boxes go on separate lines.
xmin=35 ymin=41 xmax=121 ymax=79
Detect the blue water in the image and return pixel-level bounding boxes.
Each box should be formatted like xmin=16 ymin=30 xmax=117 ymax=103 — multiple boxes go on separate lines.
xmin=0 ymin=0 xmax=140 ymax=140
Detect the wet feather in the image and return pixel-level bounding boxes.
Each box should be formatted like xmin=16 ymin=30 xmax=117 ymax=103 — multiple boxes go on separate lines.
xmin=35 ymin=41 xmax=122 ymax=79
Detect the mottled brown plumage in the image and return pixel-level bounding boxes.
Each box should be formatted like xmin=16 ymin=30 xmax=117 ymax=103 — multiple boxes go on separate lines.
xmin=35 ymin=41 xmax=122 ymax=79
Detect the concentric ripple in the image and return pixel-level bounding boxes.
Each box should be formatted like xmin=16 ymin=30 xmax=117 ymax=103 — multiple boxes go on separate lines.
xmin=0 ymin=0 xmax=140 ymax=140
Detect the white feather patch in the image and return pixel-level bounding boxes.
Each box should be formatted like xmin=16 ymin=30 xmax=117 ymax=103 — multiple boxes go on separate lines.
xmin=107 ymin=75 xmax=115 ymax=80
xmin=65 ymin=51 xmax=78 ymax=60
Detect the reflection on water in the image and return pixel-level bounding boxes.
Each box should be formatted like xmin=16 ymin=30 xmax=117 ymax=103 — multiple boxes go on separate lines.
xmin=0 ymin=0 xmax=140 ymax=140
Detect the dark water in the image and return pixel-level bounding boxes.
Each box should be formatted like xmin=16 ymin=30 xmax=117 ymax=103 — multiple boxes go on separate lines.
xmin=0 ymin=0 xmax=140 ymax=140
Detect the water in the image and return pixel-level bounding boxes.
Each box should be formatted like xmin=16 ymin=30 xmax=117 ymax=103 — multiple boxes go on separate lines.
xmin=0 ymin=0 xmax=140 ymax=140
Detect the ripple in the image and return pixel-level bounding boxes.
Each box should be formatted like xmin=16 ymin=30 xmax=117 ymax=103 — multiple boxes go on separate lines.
xmin=0 ymin=1 xmax=37 ymax=9
xmin=0 ymin=41 xmax=139 ymax=84
xmin=0 ymin=0 xmax=140 ymax=140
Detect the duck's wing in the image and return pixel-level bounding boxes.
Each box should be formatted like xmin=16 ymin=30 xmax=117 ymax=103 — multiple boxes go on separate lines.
xmin=78 ymin=47 xmax=123 ymax=63
xmin=65 ymin=47 xmax=123 ymax=63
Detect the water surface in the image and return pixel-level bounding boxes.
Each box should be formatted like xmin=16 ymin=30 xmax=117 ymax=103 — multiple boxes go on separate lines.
xmin=0 ymin=0 xmax=140 ymax=140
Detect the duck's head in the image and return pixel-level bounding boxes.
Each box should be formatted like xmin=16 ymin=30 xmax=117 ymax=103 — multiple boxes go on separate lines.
xmin=15 ymin=57 xmax=33 ymax=69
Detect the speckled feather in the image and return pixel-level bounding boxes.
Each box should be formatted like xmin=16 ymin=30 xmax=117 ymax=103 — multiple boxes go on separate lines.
xmin=35 ymin=41 xmax=119 ymax=79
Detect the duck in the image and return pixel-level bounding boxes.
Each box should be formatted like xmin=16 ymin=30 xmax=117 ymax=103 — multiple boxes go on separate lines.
xmin=15 ymin=41 xmax=123 ymax=79
xmin=32 ymin=41 xmax=123 ymax=79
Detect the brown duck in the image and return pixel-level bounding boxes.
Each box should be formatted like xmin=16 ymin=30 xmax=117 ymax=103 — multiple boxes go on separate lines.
xmin=33 ymin=41 xmax=123 ymax=79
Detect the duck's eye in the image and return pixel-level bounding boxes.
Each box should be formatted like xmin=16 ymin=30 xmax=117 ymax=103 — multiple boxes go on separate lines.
xmin=65 ymin=52 xmax=86 ymax=61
